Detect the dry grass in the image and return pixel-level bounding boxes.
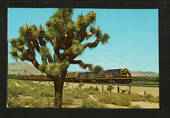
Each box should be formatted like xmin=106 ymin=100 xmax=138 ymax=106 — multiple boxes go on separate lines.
xmin=81 ymin=97 xmax=104 ymax=108
xmin=96 ymin=92 xmax=131 ymax=107
xmin=8 ymin=79 xmax=159 ymax=108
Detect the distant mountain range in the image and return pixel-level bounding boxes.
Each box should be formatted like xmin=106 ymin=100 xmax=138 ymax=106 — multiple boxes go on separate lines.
xmin=8 ymin=62 xmax=159 ymax=77
xmin=8 ymin=62 xmax=43 ymax=75
xmin=130 ymin=71 xmax=158 ymax=77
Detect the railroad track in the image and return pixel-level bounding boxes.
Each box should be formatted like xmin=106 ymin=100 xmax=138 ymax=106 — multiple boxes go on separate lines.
xmin=9 ymin=78 xmax=159 ymax=87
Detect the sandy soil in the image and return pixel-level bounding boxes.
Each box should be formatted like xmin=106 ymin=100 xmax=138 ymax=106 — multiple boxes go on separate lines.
xmin=100 ymin=102 xmax=159 ymax=109
xmin=131 ymin=101 xmax=159 ymax=109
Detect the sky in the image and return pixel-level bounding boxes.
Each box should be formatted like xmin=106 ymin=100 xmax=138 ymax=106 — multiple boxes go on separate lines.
xmin=8 ymin=8 xmax=159 ymax=73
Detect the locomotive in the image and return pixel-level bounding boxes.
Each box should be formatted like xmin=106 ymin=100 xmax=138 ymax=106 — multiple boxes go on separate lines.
xmin=66 ymin=68 xmax=132 ymax=84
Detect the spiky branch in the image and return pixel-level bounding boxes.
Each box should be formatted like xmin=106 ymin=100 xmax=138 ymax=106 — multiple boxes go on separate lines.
xmin=70 ymin=60 xmax=94 ymax=71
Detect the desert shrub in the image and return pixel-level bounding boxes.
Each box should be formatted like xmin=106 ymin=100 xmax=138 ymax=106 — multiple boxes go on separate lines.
xmin=64 ymin=82 xmax=70 ymax=89
xmin=70 ymin=88 xmax=88 ymax=99
xmin=144 ymin=94 xmax=158 ymax=103
xmin=97 ymin=92 xmax=114 ymax=104
xmin=7 ymin=97 xmax=21 ymax=107
xmin=130 ymin=94 xmax=145 ymax=101
xmin=78 ymin=83 xmax=84 ymax=90
xmin=8 ymin=87 xmax=21 ymax=98
xmin=62 ymin=91 xmax=74 ymax=105
xmin=107 ymin=84 xmax=114 ymax=93
xmin=130 ymin=93 xmax=159 ymax=103
xmin=83 ymin=87 xmax=98 ymax=95
xmin=19 ymin=98 xmax=33 ymax=107
xmin=97 ymin=93 xmax=131 ymax=107
xmin=20 ymin=97 xmax=54 ymax=108
xmin=38 ymin=88 xmax=54 ymax=97
xmin=81 ymin=97 xmax=102 ymax=108
xmin=113 ymin=93 xmax=131 ymax=107
xmin=46 ymin=97 xmax=54 ymax=106
xmin=26 ymin=99 xmax=46 ymax=107
xmin=62 ymin=96 xmax=74 ymax=105
xmin=30 ymin=100 xmax=42 ymax=107
xmin=8 ymin=79 xmax=43 ymax=97
xmin=8 ymin=84 xmax=26 ymax=98
xmin=89 ymin=86 xmax=93 ymax=90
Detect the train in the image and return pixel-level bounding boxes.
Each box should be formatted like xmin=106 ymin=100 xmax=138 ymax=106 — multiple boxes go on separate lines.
xmin=66 ymin=68 xmax=132 ymax=84
xmin=9 ymin=68 xmax=132 ymax=84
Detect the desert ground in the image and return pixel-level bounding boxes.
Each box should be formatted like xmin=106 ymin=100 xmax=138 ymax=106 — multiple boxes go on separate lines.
xmin=64 ymin=82 xmax=159 ymax=108
xmin=8 ymin=79 xmax=159 ymax=108
xmin=33 ymin=81 xmax=159 ymax=108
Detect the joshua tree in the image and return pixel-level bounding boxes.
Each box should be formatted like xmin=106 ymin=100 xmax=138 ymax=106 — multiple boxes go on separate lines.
xmin=10 ymin=8 xmax=109 ymax=108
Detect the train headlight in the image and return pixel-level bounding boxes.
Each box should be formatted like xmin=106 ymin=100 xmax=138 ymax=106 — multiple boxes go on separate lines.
xmin=126 ymin=74 xmax=129 ymax=77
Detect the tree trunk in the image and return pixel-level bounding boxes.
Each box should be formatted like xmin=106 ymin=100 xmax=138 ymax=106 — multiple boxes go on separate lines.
xmin=53 ymin=70 xmax=67 ymax=108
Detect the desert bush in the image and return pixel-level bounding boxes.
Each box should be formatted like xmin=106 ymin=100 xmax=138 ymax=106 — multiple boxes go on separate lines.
xmin=97 ymin=93 xmax=131 ymax=107
xmin=83 ymin=87 xmax=98 ymax=95
xmin=62 ymin=91 xmax=74 ymax=105
xmin=8 ymin=87 xmax=22 ymax=98
xmin=97 ymin=92 xmax=114 ymax=104
xmin=78 ymin=83 xmax=84 ymax=90
xmin=113 ymin=93 xmax=131 ymax=107
xmin=130 ymin=94 xmax=145 ymax=101
xmin=70 ymin=88 xmax=88 ymax=99
xmin=107 ymin=84 xmax=114 ymax=93
xmin=8 ymin=79 xmax=43 ymax=97
xmin=62 ymin=95 xmax=74 ymax=105
xmin=26 ymin=98 xmax=48 ymax=107
xmin=19 ymin=97 xmax=54 ymax=108
xmin=21 ymin=99 xmax=31 ymax=106
xmin=144 ymin=94 xmax=158 ymax=103
xmin=38 ymin=88 xmax=54 ymax=97
xmin=81 ymin=97 xmax=102 ymax=108
xmin=130 ymin=93 xmax=159 ymax=103
xmin=89 ymin=86 xmax=93 ymax=90
xmin=64 ymin=82 xmax=70 ymax=89
xmin=7 ymin=97 xmax=21 ymax=107
xmin=8 ymin=83 xmax=26 ymax=98
xmin=30 ymin=100 xmax=42 ymax=107
xmin=46 ymin=97 xmax=54 ymax=106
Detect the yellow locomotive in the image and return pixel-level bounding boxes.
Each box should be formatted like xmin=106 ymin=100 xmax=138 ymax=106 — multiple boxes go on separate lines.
xmin=66 ymin=68 xmax=132 ymax=84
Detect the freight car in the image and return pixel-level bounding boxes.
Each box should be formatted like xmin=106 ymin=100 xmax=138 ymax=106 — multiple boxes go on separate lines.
xmin=66 ymin=68 xmax=132 ymax=84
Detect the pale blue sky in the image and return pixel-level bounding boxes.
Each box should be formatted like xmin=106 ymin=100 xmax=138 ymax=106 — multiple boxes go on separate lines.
xmin=8 ymin=8 xmax=159 ymax=73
